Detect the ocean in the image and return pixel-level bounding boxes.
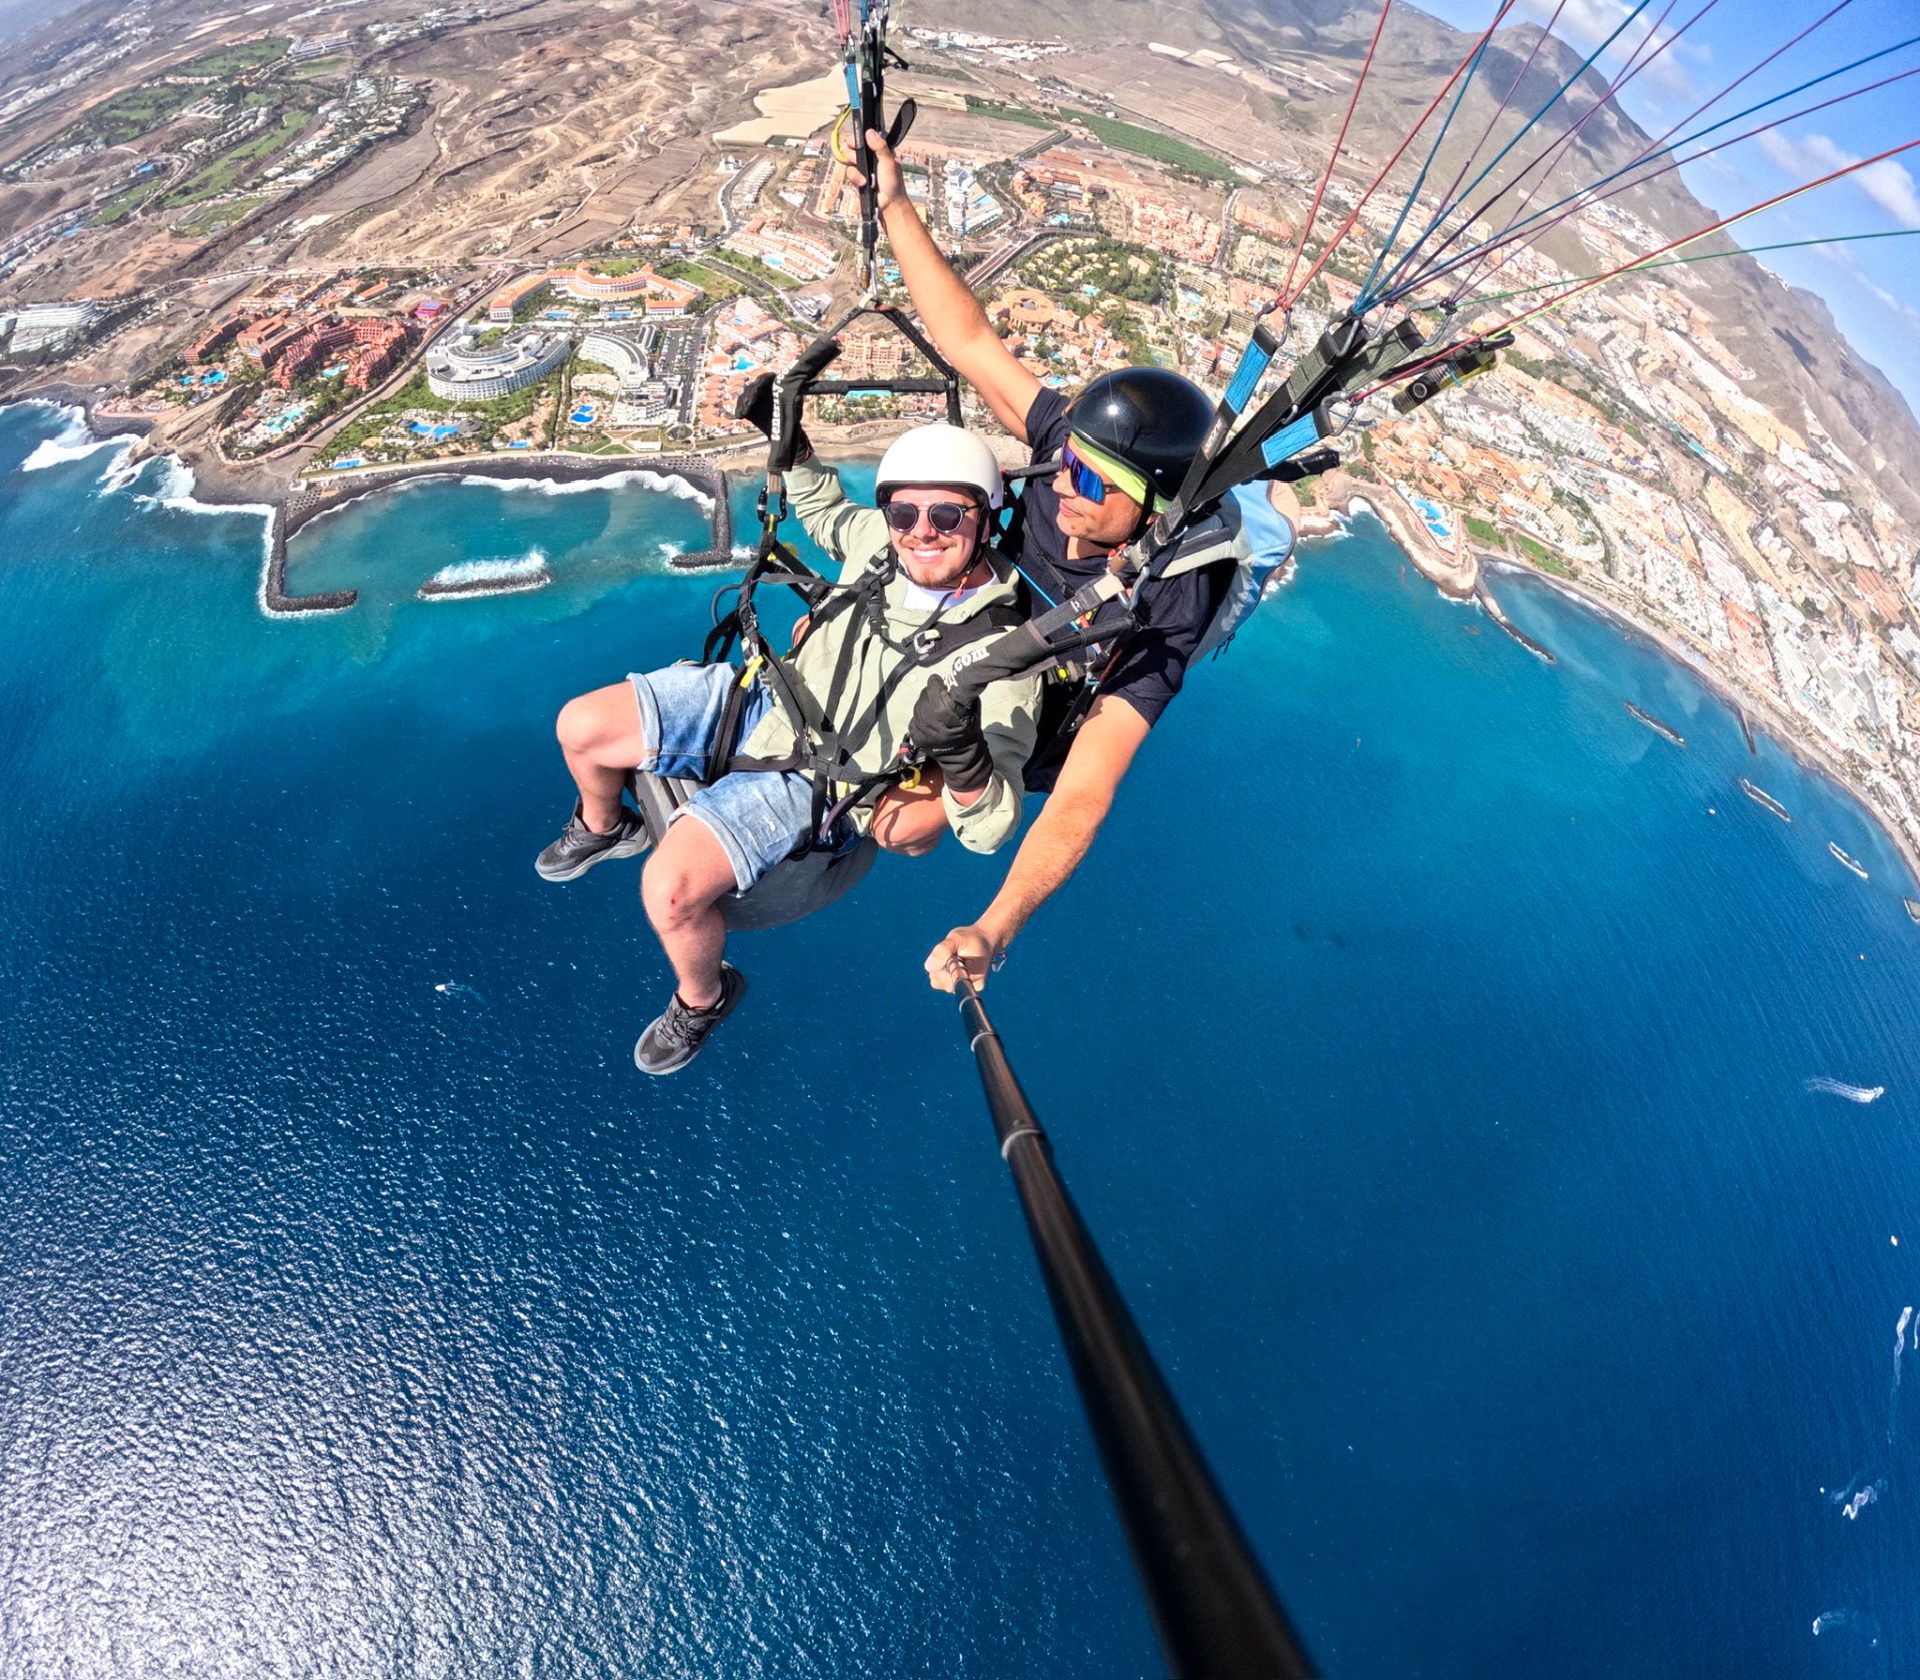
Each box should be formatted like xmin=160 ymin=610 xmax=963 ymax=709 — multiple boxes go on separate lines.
xmin=4 ymin=398 xmax=1919 ymax=1678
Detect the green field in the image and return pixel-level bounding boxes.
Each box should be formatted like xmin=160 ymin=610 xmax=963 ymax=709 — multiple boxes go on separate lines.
xmin=179 ymin=38 xmax=291 ymax=77
xmin=1077 ymin=113 xmax=1238 ymax=183
xmin=963 ymin=97 xmax=1053 ymax=128
xmin=160 ymin=109 xmax=310 ymax=208
xmin=709 ymin=249 xmax=797 ymax=291
xmin=1465 ymin=515 xmax=1503 ymax=547
xmin=171 ymin=195 xmax=268 ymax=236
xmin=289 ymin=54 xmax=352 ymax=81
xmin=655 ymin=259 xmax=745 ymax=307
xmin=1515 ymin=532 xmax=1571 ymax=575
xmin=75 ymin=83 xmax=203 ymax=147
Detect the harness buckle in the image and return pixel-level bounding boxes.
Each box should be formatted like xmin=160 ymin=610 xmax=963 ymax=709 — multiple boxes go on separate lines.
xmin=912 ymin=626 xmax=944 ymax=658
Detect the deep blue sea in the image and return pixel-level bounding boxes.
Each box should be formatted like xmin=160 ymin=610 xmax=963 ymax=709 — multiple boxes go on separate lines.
xmin=5 ymin=397 xmax=1920 ymax=1678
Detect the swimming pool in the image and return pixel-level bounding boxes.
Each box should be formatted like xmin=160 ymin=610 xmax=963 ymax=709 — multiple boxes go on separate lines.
xmin=1411 ymin=494 xmax=1454 ymax=541
xmin=409 ymin=421 xmax=462 ymax=442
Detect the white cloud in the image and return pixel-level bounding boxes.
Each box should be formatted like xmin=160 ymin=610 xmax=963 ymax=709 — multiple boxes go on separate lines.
xmin=1756 ymin=128 xmax=1920 ymax=229
xmin=1820 ymin=242 xmax=1920 ymax=334
xmin=1512 ymin=0 xmax=1702 ymax=100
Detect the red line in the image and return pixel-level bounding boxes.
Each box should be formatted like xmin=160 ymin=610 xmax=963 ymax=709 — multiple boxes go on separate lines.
xmin=1279 ymin=0 xmax=1396 ymax=309
xmin=1357 ymin=134 xmax=1920 ymax=402
xmin=1281 ymin=0 xmax=1519 ymax=312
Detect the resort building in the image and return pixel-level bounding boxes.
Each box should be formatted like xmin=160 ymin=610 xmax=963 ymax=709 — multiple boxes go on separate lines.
xmin=236 ymin=314 xmax=306 ymax=367
xmin=190 ymin=315 xmax=245 ymax=363
xmin=426 ymin=328 xmax=570 ymax=401
xmin=487 ymin=272 xmax=555 ymax=323
xmin=5 ymin=299 xmax=99 ymax=353
xmin=272 ymin=318 xmax=412 ymax=390
xmin=721 ymin=221 xmax=839 ymax=282
xmin=576 ymin=328 xmax=655 ymax=395
xmin=560 ymin=264 xmax=701 ymax=314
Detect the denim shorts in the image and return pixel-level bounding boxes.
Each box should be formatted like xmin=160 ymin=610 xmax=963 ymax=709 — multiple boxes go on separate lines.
xmin=627 ymin=663 xmax=852 ymax=893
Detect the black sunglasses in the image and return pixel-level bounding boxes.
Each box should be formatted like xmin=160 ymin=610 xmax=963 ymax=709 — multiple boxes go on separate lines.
xmin=881 ymin=499 xmax=978 ymax=535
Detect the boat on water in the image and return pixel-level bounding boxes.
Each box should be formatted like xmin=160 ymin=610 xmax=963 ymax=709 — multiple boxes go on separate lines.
xmin=1905 ymin=898 xmax=1920 ymax=923
xmin=1828 ymin=842 xmax=1869 ymax=881
xmin=1623 ymin=699 xmax=1686 ymax=746
xmin=1740 ymin=778 xmax=1791 ymax=822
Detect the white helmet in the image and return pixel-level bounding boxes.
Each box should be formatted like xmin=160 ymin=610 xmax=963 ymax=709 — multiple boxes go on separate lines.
xmin=875 ymin=423 xmax=1004 ymax=510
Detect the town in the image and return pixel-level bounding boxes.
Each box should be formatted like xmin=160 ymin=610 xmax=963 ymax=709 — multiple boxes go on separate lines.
xmin=3 ymin=11 xmax=1919 ymax=870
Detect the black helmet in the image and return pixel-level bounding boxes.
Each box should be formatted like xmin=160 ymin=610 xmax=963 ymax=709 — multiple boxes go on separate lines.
xmin=1065 ymin=367 xmax=1214 ymax=505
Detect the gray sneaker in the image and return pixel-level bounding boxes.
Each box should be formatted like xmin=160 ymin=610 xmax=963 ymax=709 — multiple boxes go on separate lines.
xmin=535 ymin=799 xmax=651 ymax=882
xmin=634 ymin=963 xmax=748 ymax=1076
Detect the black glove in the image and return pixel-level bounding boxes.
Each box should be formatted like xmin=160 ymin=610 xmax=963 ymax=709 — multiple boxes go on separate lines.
xmin=909 ymin=674 xmax=993 ymax=796
xmin=734 ymin=371 xmax=778 ymax=438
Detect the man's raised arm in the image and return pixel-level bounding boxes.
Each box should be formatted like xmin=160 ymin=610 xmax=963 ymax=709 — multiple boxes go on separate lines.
xmin=864 ymin=130 xmax=1042 ymax=442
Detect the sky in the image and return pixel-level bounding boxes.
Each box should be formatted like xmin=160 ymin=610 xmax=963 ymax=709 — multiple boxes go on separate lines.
xmin=1403 ymin=0 xmax=1920 ymax=414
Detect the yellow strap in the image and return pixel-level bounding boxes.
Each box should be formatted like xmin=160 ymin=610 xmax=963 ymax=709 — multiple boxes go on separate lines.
xmin=830 ymin=106 xmax=857 ymax=165
xmin=740 ymin=654 xmax=764 ymax=688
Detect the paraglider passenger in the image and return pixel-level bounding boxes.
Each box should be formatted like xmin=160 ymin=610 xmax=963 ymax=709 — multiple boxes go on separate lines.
xmin=535 ymin=420 xmax=1041 ymax=1074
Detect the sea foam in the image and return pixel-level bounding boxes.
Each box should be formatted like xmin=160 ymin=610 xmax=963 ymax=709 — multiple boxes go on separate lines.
xmin=20 ymin=406 xmax=135 ymax=478
xmin=458 ymin=468 xmax=714 ymax=512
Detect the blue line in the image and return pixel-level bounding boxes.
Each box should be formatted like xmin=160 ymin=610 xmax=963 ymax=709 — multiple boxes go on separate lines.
xmin=1375 ymin=30 xmax=1920 ymax=307
xmin=1364 ymin=0 xmax=1663 ymax=309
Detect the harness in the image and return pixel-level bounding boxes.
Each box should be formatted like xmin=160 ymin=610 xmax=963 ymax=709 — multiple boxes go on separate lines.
xmin=698 ymin=544 xmax=1026 ymax=853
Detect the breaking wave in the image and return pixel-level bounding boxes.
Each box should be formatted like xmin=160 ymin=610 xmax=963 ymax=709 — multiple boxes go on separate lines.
xmin=20 ymin=406 xmax=135 ymax=478
xmin=1891 ymin=1306 xmax=1913 ymax=1446
xmin=420 ymin=550 xmax=551 ymax=593
xmin=458 ymin=468 xmax=714 ymax=512
xmin=1804 ymin=1076 xmax=1885 ymax=1103
xmin=137 ymin=454 xmax=274 ymax=523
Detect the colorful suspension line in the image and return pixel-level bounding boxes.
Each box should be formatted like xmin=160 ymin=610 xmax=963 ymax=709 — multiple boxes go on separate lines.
xmin=1354 ymin=0 xmax=1524 ymax=309
xmin=1278 ymin=0 xmax=1395 ymax=310
xmin=1354 ymin=134 xmax=1920 ymax=405
xmin=1279 ymin=0 xmax=1518 ymax=312
xmin=1389 ymin=0 xmax=1879 ymax=310
xmin=1435 ymin=226 xmax=1920 ymax=315
xmin=1407 ymin=0 xmax=1720 ymax=313
xmin=1360 ymin=0 xmax=1667 ymax=310
xmin=1383 ymin=40 xmax=1920 ymax=313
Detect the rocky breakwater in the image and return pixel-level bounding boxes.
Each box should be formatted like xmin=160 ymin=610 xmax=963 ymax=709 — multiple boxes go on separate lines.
xmin=269 ymin=452 xmax=733 ymax=614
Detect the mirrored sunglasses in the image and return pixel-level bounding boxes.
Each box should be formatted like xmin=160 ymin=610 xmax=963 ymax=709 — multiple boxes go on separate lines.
xmin=881 ymin=499 xmax=976 ymax=535
xmin=1059 ymin=441 xmax=1110 ymax=505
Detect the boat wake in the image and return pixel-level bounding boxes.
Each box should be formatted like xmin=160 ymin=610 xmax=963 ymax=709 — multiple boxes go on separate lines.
xmin=1804 ymin=1076 xmax=1886 ymax=1103
xmin=1812 ymin=1608 xmax=1881 ymax=1647
xmin=1891 ymin=1306 xmax=1913 ymax=1445
xmin=1828 ymin=1474 xmax=1886 ymax=1520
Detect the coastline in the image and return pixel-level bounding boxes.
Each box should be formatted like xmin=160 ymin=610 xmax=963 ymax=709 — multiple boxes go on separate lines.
xmin=1482 ymin=556 xmax=1920 ymax=894
xmin=1274 ymin=460 xmax=1920 ymax=893
xmin=9 ymin=391 xmax=1917 ymax=889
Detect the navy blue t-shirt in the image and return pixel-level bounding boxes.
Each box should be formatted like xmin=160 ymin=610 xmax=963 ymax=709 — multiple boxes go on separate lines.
xmin=1019 ymin=387 xmax=1231 ymax=729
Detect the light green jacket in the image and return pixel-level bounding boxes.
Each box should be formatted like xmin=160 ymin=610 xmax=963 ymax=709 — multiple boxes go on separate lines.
xmin=738 ymin=456 xmax=1041 ymax=854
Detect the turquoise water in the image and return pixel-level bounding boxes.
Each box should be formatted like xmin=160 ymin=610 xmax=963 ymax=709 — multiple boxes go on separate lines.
xmin=5 ymin=400 xmax=1920 ymax=1675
